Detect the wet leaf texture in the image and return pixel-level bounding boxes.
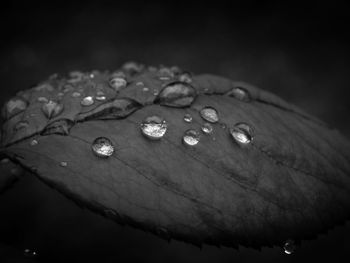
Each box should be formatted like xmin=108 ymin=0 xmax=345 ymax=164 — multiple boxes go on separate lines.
xmin=1 ymin=62 xmax=350 ymax=249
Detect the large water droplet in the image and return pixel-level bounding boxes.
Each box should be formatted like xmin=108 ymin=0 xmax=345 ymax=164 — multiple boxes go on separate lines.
xmin=183 ymin=129 xmax=200 ymax=146
xmin=201 ymin=122 xmax=213 ymax=134
xmin=227 ymin=87 xmax=251 ymax=102
xmin=140 ymin=116 xmax=167 ymax=140
xmin=41 ymin=100 xmax=64 ymax=119
xmin=23 ymin=248 xmax=38 ymax=258
xmin=109 ymin=77 xmax=127 ymax=92
xmin=14 ymin=121 xmax=29 ymax=131
xmin=4 ymin=98 xmax=28 ymax=118
xmin=283 ymin=239 xmax=296 ymax=255
xmin=81 ymin=96 xmax=95 ymax=106
xmin=230 ymin=122 xmax=253 ymax=145
xmin=183 ymin=113 xmax=192 ymax=123
xmin=200 ymin=106 xmax=219 ymax=123
xmin=157 ymin=81 xmax=197 ymax=107
xmin=91 ymin=137 xmax=114 ymax=158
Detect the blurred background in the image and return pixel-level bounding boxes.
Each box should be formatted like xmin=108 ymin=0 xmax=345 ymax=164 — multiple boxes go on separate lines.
xmin=0 ymin=1 xmax=350 ymax=262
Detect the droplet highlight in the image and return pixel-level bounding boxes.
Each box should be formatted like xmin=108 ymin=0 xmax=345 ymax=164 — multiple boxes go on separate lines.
xmin=91 ymin=137 xmax=115 ymax=158
xmin=201 ymin=123 xmax=213 ymax=134
xmin=200 ymin=106 xmax=219 ymax=123
xmin=81 ymin=96 xmax=95 ymax=106
xmin=183 ymin=129 xmax=200 ymax=146
xmin=157 ymin=81 xmax=197 ymax=107
xmin=41 ymin=100 xmax=64 ymax=119
xmin=183 ymin=113 xmax=192 ymax=123
xmin=283 ymin=239 xmax=296 ymax=255
xmin=30 ymin=139 xmax=38 ymax=146
xmin=230 ymin=122 xmax=253 ymax=145
xmin=23 ymin=248 xmax=38 ymax=258
xmin=140 ymin=116 xmax=167 ymax=140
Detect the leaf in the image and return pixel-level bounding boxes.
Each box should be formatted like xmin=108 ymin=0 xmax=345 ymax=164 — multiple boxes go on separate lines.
xmin=1 ymin=65 xmax=350 ymax=249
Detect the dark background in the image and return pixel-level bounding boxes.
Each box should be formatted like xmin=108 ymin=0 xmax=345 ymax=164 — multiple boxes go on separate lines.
xmin=0 ymin=1 xmax=350 ymax=262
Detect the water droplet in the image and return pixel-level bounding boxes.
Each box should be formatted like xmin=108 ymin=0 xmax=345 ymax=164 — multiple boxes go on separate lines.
xmin=71 ymin=91 xmax=81 ymax=98
xmin=23 ymin=248 xmax=37 ymax=258
xmin=41 ymin=100 xmax=64 ymax=119
xmin=183 ymin=129 xmax=200 ymax=146
xmin=183 ymin=113 xmax=192 ymax=123
xmin=96 ymin=96 xmax=107 ymax=101
xmin=153 ymin=89 xmax=159 ymax=96
xmin=178 ymin=72 xmax=192 ymax=83
xmin=81 ymin=96 xmax=95 ymax=106
xmin=14 ymin=121 xmax=29 ymax=131
xmin=200 ymin=106 xmax=219 ymax=123
xmin=5 ymin=98 xmax=28 ymax=117
xmin=30 ymin=139 xmax=38 ymax=146
xmin=37 ymin=97 xmax=49 ymax=103
xmin=140 ymin=116 xmax=167 ymax=140
xmin=109 ymin=77 xmax=127 ymax=91
xmin=283 ymin=239 xmax=296 ymax=255
xmin=201 ymin=123 xmax=213 ymax=134
xmin=220 ymin=123 xmax=227 ymax=129
xmin=157 ymin=81 xmax=197 ymax=107
xmin=136 ymin=81 xmax=144 ymax=86
xmin=230 ymin=122 xmax=253 ymax=145
xmin=91 ymin=137 xmax=114 ymax=158
xmin=227 ymin=87 xmax=251 ymax=102
xmin=142 ymin=87 xmax=149 ymax=92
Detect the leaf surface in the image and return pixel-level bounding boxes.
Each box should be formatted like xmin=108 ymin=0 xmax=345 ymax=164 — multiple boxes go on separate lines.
xmin=1 ymin=65 xmax=350 ymax=248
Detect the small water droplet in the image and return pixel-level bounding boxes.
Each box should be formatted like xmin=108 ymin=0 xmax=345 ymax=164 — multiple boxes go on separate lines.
xmin=136 ymin=81 xmax=144 ymax=86
xmin=60 ymin=161 xmax=68 ymax=167
xmin=109 ymin=77 xmax=127 ymax=92
xmin=30 ymin=139 xmax=38 ymax=146
xmin=71 ymin=92 xmax=81 ymax=98
xmin=14 ymin=121 xmax=29 ymax=131
xmin=183 ymin=129 xmax=200 ymax=146
xmin=142 ymin=87 xmax=149 ymax=92
xmin=37 ymin=97 xmax=49 ymax=103
xmin=91 ymin=137 xmax=114 ymax=158
xmin=153 ymin=89 xmax=159 ymax=96
xmin=230 ymin=122 xmax=253 ymax=145
xmin=157 ymin=81 xmax=197 ymax=107
xmin=140 ymin=116 xmax=167 ymax=140
xmin=227 ymin=87 xmax=251 ymax=102
xmin=41 ymin=100 xmax=64 ymax=119
xmin=23 ymin=248 xmax=37 ymax=258
xmin=200 ymin=106 xmax=219 ymax=123
xmin=178 ymin=72 xmax=192 ymax=83
xmin=201 ymin=123 xmax=213 ymax=134
xmin=81 ymin=96 xmax=95 ymax=106
xmin=283 ymin=239 xmax=296 ymax=255
xmin=220 ymin=123 xmax=227 ymax=129
xmin=183 ymin=113 xmax=192 ymax=123
xmin=96 ymin=96 xmax=107 ymax=101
